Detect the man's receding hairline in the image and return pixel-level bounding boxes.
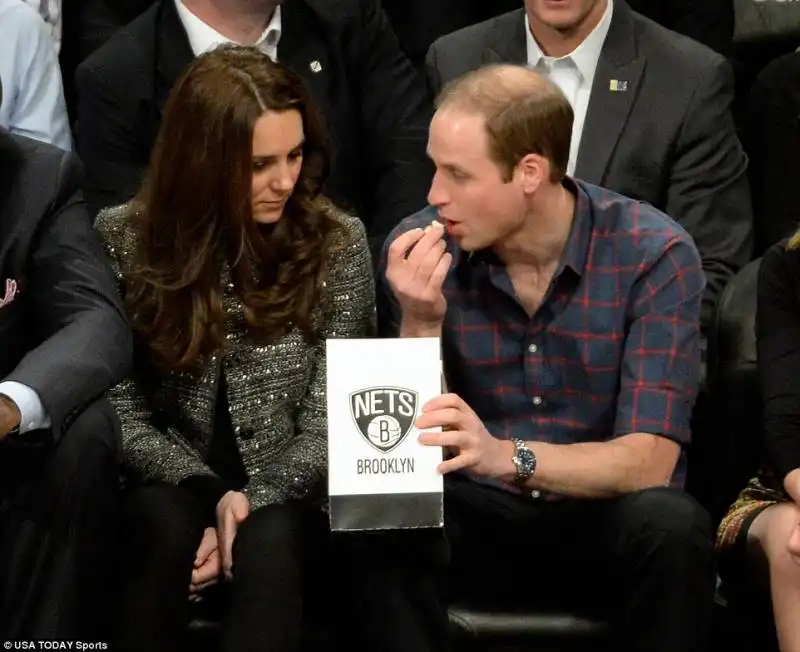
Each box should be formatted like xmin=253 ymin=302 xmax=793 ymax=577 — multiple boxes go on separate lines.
xmin=437 ymin=65 xmax=562 ymax=114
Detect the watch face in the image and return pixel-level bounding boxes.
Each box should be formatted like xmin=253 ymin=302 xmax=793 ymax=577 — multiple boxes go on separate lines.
xmin=515 ymin=445 xmax=535 ymax=476
xmin=520 ymin=449 xmax=534 ymax=472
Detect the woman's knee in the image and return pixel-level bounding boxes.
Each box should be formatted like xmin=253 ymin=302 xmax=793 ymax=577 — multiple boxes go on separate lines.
xmin=750 ymin=503 xmax=800 ymax=576
xmin=233 ymin=503 xmax=309 ymax=570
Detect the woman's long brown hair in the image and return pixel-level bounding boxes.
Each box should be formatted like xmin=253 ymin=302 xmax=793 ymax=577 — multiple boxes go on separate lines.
xmin=126 ymin=45 xmax=340 ymax=373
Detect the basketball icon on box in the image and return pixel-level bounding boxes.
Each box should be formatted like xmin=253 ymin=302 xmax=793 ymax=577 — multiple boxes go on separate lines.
xmin=350 ymin=387 xmax=418 ymax=454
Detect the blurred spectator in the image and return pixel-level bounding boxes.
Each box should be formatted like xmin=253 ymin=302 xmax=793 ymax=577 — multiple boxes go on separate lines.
xmin=75 ymin=0 xmax=432 ymax=256
xmin=0 ymin=0 xmax=71 ymax=150
xmin=425 ymin=0 xmax=752 ymax=331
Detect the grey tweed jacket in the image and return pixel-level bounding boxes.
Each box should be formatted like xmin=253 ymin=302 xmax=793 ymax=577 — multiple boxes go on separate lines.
xmin=95 ymin=205 xmax=376 ymax=510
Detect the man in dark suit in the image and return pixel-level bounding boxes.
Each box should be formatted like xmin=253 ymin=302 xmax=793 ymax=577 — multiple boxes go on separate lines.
xmin=425 ymin=0 xmax=753 ymax=330
xmin=74 ymin=0 xmax=433 ymax=254
xmin=0 ymin=121 xmax=131 ymax=637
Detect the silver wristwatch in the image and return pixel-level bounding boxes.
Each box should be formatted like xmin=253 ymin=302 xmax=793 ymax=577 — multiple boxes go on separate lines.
xmin=511 ymin=438 xmax=536 ymax=486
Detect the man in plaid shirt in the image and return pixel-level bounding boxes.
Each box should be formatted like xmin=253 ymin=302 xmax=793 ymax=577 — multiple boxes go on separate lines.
xmin=346 ymin=64 xmax=715 ymax=652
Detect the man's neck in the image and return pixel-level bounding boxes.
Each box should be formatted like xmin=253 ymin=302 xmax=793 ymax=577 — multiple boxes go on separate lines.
xmin=182 ymin=0 xmax=279 ymax=44
xmin=494 ymin=183 xmax=576 ymax=272
xmin=527 ymin=0 xmax=607 ymax=58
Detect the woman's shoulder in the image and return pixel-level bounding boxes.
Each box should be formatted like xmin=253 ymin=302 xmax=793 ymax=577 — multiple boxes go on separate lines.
xmin=95 ymin=202 xmax=140 ymax=272
xmin=318 ymin=202 xmax=374 ymax=292
xmin=322 ymin=201 xmax=367 ymax=244
xmin=96 ymin=202 xmax=138 ymax=246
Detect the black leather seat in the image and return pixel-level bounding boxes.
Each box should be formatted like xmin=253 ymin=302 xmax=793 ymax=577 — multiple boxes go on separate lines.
xmin=187 ymin=600 xmax=609 ymax=651
xmin=447 ymin=602 xmax=608 ymax=649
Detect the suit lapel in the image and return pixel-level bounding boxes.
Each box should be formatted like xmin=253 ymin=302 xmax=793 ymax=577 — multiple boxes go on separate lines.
xmin=574 ymin=2 xmax=644 ymax=184
xmin=278 ymin=1 xmax=331 ymax=111
xmin=154 ymin=0 xmax=196 ymax=114
xmin=483 ymin=9 xmax=528 ymax=66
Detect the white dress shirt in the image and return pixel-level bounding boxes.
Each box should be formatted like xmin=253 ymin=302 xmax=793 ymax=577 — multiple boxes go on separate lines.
xmin=22 ymin=0 xmax=61 ymax=52
xmin=175 ymin=0 xmax=282 ymax=61
xmin=0 ymin=381 xmax=51 ymax=434
xmin=525 ymin=1 xmax=613 ymax=176
xmin=0 ymin=0 xmax=71 ymax=151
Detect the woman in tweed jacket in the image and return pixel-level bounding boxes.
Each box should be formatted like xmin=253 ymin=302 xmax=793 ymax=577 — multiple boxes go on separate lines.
xmin=95 ymin=46 xmax=375 ymax=651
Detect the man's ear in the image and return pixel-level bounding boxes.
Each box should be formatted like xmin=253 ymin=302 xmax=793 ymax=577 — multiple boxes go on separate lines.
xmin=516 ymin=153 xmax=547 ymax=195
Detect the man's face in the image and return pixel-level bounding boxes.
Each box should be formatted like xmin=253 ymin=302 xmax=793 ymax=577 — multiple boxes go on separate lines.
xmin=524 ymin=0 xmax=605 ymax=33
xmin=426 ymin=108 xmax=527 ymax=252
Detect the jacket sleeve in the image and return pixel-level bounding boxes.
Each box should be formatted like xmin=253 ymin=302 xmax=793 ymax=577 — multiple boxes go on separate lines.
xmin=110 ymin=374 xmax=218 ymax=485
xmin=6 ymin=152 xmax=132 ymax=440
xmin=244 ymin=215 xmax=377 ymax=510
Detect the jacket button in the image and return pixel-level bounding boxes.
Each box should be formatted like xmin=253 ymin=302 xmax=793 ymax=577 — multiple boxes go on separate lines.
xmin=241 ymin=428 xmax=255 ymax=441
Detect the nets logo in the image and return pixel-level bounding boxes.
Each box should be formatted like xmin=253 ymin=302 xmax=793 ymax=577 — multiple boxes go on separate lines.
xmin=350 ymin=387 xmax=418 ymax=453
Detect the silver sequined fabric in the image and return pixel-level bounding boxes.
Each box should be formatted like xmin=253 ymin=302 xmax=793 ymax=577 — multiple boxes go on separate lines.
xmin=96 ymin=204 xmax=376 ymax=510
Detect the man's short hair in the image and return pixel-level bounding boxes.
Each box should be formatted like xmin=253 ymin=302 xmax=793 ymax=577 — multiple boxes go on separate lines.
xmin=435 ymin=65 xmax=573 ymax=182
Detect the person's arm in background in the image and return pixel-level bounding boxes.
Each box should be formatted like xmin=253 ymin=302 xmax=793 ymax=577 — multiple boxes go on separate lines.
xmin=3 ymin=151 xmax=131 ymax=439
xmin=0 ymin=2 xmax=70 ymax=150
xmin=350 ymin=0 xmax=434 ymax=256
xmin=756 ymin=243 xmax=800 ymax=505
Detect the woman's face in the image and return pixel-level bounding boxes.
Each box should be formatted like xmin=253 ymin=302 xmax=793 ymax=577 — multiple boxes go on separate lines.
xmin=250 ymin=109 xmax=305 ymax=224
